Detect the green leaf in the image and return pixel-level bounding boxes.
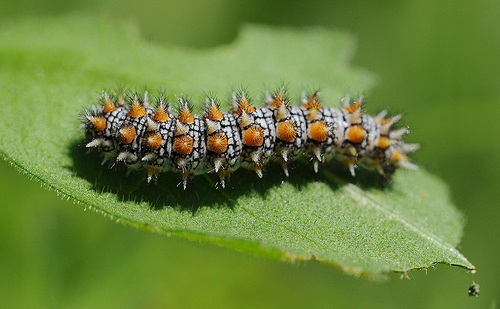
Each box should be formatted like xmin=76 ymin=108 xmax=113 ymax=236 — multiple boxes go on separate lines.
xmin=0 ymin=14 xmax=474 ymax=279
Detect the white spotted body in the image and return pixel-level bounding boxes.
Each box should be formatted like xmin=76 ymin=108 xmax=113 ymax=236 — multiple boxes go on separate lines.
xmin=84 ymin=87 xmax=419 ymax=188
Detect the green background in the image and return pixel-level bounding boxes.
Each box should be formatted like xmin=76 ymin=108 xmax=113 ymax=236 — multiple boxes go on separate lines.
xmin=1 ymin=0 xmax=498 ymax=308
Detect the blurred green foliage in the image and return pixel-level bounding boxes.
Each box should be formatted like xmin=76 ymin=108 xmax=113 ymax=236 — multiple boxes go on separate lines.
xmin=0 ymin=0 xmax=498 ymax=308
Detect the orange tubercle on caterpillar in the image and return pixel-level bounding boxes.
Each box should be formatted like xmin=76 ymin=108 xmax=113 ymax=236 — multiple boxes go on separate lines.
xmin=144 ymin=165 xmax=162 ymax=177
xmin=103 ymin=97 xmax=117 ymax=113
xmin=173 ymin=135 xmax=194 ymax=155
xmin=88 ymin=115 xmax=106 ymax=132
xmin=145 ymin=132 xmax=162 ymax=149
xmin=178 ymin=106 xmax=195 ymax=124
xmin=309 ymin=121 xmax=329 ymax=142
xmin=206 ymin=104 xmax=224 ymax=121
xmin=269 ymin=91 xmax=288 ymax=109
xmin=391 ymin=148 xmax=409 ymax=162
xmin=152 ymin=105 xmax=169 ymax=122
xmin=347 ymin=124 xmax=367 ymax=144
xmin=118 ymin=125 xmax=136 ymax=144
xmin=343 ymin=102 xmax=361 ymax=114
xmin=302 ymin=92 xmax=322 ymax=121
xmin=377 ymin=136 xmax=395 ymax=149
xmin=302 ymin=92 xmax=322 ymax=110
xmin=208 ymin=133 xmax=229 ymax=154
xmin=243 ymin=126 xmax=265 ymax=147
xmin=277 ymin=121 xmax=297 ymax=142
xmin=234 ymin=99 xmax=256 ymax=116
xmin=128 ymin=97 xmax=146 ymax=118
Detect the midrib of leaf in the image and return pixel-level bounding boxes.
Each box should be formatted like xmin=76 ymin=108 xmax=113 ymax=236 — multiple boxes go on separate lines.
xmin=343 ymin=184 xmax=469 ymax=266
xmin=213 ymin=167 xmax=473 ymax=271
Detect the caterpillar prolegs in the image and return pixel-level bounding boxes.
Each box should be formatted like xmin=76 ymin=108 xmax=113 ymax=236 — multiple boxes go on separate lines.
xmin=83 ymin=88 xmax=419 ymax=189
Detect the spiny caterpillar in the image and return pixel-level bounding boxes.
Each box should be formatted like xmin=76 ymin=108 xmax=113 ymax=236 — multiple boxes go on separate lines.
xmin=83 ymin=87 xmax=419 ymax=189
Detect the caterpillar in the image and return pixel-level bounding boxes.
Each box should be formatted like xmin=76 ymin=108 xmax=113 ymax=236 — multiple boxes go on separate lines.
xmin=83 ymin=87 xmax=419 ymax=189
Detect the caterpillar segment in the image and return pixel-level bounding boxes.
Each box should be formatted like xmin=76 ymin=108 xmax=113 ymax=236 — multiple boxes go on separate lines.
xmin=300 ymin=91 xmax=338 ymax=173
xmin=231 ymin=91 xmax=276 ymax=178
xmin=172 ymin=98 xmax=207 ymax=189
xmin=204 ymin=97 xmax=243 ymax=188
xmin=265 ymin=87 xmax=307 ymax=177
xmin=115 ymin=94 xmax=155 ymax=173
xmin=83 ymin=88 xmax=419 ymax=188
xmin=141 ymin=95 xmax=176 ymax=183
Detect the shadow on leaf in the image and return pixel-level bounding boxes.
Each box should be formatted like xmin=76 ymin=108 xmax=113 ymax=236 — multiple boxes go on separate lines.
xmin=66 ymin=138 xmax=386 ymax=212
